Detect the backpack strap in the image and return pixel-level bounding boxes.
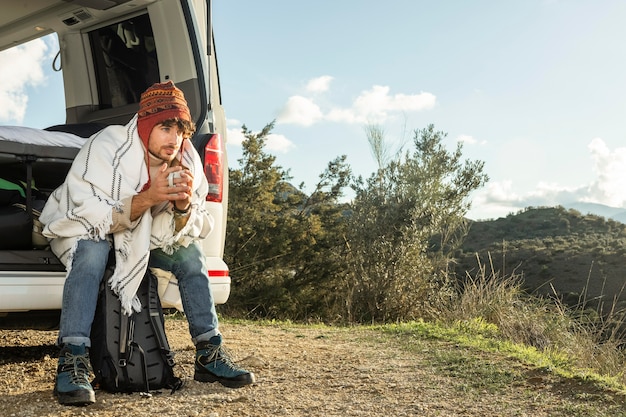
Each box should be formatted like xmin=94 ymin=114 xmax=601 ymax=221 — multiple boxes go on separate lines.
xmin=117 ymin=313 xmax=133 ymax=367
xmin=146 ymin=271 xmax=183 ymax=392
xmin=130 ymin=340 xmax=152 ymax=396
xmin=117 ymin=295 xmax=153 ymax=395
xmin=147 ymin=272 xmax=175 ymax=365
xmin=115 ymin=241 xmax=138 ymax=390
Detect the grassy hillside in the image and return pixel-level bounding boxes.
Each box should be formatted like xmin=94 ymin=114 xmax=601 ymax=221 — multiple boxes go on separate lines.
xmin=456 ymin=206 xmax=626 ymax=309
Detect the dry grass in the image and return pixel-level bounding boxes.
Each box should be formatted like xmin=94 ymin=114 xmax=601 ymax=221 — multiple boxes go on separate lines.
xmin=446 ymin=253 xmax=626 ymax=385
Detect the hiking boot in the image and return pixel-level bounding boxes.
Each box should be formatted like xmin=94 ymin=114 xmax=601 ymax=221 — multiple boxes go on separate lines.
xmin=194 ymin=336 xmax=255 ymax=388
xmin=54 ymin=343 xmax=96 ymax=406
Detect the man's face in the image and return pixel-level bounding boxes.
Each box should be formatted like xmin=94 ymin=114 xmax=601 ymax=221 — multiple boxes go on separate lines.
xmin=147 ymin=123 xmax=185 ymax=162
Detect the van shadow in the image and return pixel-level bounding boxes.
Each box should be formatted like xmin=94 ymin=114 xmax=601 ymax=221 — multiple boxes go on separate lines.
xmin=0 ymin=344 xmax=58 ymax=364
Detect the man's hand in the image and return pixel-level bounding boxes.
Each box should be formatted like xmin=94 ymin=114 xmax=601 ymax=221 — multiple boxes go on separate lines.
xmin=130 ymin=164 xmax=193 ymax=221
xmin=169 ymin=166 xmax=194 ymax=212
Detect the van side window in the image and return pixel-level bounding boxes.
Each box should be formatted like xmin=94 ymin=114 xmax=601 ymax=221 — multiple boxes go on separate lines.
xmin=89 ymin=14 xmax=160 ymax=109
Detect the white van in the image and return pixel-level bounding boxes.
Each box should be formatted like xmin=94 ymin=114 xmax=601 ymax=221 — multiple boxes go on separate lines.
xmin=0 ymin=0 xmax=230 ymax=328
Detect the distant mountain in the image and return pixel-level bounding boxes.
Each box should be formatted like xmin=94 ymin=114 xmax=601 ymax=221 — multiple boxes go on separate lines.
xmin=458 ymin=206 xmax=626 ymax=312
xmin=613 ymin=212 xmax=626 ymax=224
xmin=564 ymin=202 xmax=626 ymax=223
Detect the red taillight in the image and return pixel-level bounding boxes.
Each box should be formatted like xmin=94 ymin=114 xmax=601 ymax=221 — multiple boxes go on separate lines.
xmin=204 ymin=133 xmax=224 ymax=202
xmin=208 ymin=269 xmax=229 ymax=277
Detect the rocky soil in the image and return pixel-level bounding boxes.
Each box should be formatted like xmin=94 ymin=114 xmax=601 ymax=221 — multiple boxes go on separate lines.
xmin=1 ymin=319 xmax=625 ymax=416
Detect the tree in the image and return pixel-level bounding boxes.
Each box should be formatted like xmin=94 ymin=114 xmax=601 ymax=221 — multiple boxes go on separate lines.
xmin=223 ymin=122 xmax=291 ymax=315
xmin=223 ymin=123 xmax=351 ymax=320
xmin=341 ymin=124 xmax=489 ymax=322
xmin=224 ymin=122 xmax=488 ymax=323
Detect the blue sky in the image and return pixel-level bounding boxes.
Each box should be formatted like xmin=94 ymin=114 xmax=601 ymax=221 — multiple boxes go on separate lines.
xmin=2 ymin=1 xmax=626 ymax=220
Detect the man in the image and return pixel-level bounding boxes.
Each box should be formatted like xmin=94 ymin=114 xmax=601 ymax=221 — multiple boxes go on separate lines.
xmin=40 ymin=81 xmax=255 ymax=406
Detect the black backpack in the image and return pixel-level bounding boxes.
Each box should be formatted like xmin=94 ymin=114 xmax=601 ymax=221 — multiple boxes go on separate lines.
xmin=89 ymin=255 xmax=183 ymax=395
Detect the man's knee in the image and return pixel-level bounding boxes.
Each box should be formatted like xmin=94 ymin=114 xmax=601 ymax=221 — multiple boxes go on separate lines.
xmin=72 ymin=239 xmax=112 ymax=270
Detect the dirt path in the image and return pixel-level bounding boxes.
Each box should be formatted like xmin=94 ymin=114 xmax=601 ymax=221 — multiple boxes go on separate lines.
xmin=1 ymin=320 xmax=625 ymax=416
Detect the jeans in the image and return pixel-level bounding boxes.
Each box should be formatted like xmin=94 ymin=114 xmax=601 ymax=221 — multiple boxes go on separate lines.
xmin=58 ymin=238 xmax=220 ymax=347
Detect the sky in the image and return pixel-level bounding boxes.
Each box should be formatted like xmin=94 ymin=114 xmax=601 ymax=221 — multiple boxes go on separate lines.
xmin=2 ymin=0 xmax=626 ymax=220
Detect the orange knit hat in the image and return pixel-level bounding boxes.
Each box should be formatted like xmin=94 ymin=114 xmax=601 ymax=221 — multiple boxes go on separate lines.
xmin=137 ymin=81 xmax=192 ymax=148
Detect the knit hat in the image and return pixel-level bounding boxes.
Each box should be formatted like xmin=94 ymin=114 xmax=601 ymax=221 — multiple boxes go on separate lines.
xmin=137 ymin=81 xmax=192 ymax=148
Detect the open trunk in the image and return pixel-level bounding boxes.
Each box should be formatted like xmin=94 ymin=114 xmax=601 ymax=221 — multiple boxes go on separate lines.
xmin=0 ymin=0 xmax=231 ymax=329
xmin=0 ymin=127 xmax=88 ymax=268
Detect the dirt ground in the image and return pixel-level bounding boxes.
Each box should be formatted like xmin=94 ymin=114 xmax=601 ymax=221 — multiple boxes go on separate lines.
xmin=1 ymin=319 xmax=625 ymax=417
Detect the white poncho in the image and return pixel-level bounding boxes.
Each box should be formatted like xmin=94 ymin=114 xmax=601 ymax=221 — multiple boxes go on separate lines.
xmin=40 ymin=115 xmax=213 ymax=314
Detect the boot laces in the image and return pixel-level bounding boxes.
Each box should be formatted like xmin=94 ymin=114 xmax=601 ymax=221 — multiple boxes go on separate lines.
xmin=199 ymin=344 xmax=245 ymax=372
xmin=60 ymin=351 xmax=91 ymax=385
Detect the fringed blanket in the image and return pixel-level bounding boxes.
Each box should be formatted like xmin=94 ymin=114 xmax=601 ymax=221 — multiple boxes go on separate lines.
xmin=40 ymin=115 xmax=213 ymax=314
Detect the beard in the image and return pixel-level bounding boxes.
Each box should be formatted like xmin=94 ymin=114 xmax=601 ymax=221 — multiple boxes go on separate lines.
xmin=148 ymin=146 xmax=178 ymax=163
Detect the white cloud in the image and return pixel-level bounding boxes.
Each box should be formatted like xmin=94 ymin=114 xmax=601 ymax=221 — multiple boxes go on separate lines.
xmin=468 ymin=181 xmax=541 ymax=220
xmin=457 ymin=135 xmax=475 ymax=144
xmin=226 ymin=126 xmax=246 ymax=147
xmin=468 ymin=137 xmax=626 ymax=220
xmin=480 ymin=180 xmax=519 ymax=204
xmin=584 ymin=137 xmax=626 ymax=207
xmin=226 ymin=126 xmax=295 ymax=154
xmin=306 ymin=76 xmax=333 ymax=93
xmin=227 ymin=117 xmax=242 ymax=128
xmin=331 ymin=85 xmax=436 ymax=125
xmin=0 ymin=38 xmax=49 ymax=123
xmin=266 ymin=133 xmax=295 ymax=153
xmin=365 ymin=86 xmax=435 ymax=112
xmin=326 ymin=107 xmax=360 ymax=124
xmin=525 ymin=182 xmax=583 ymax=207
xmin=278 ymin=78 xmax=436 ymax=127
xmin=467 ymin=181 xmax=521 ymax=220
xmin=277 ymin=95 xmax=324 ymax=126
xmin=470 ymin=178 xmax=595 ymax=220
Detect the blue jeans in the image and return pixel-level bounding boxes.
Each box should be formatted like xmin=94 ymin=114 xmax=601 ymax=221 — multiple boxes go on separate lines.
xmin=58 ymin=239 xmax=220 ymax=347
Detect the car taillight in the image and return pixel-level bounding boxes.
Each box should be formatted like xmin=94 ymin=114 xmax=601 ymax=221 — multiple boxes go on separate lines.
xmin=204 ymin=133 xmax=223 ymax=202
xmin=208 ymin=269 xmax=229 ymax=277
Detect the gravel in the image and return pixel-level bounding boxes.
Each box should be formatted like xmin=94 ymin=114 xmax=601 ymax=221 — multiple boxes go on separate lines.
xmin=1 ymin=319 xmax=624 ymax=416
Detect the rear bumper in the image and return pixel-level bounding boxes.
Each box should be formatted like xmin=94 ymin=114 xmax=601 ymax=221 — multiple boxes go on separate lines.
xmin=0 ymin=256 xmax=231 ymax=314
xmin=209 ymin=274 xmax=231 ymax=305
xmin=0 ymin=271 xmax=66 ymax=312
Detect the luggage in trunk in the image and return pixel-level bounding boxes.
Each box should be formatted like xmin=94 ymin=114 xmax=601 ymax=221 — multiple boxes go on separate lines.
xmin=0 ymin=126 xmax=86 ymax=252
